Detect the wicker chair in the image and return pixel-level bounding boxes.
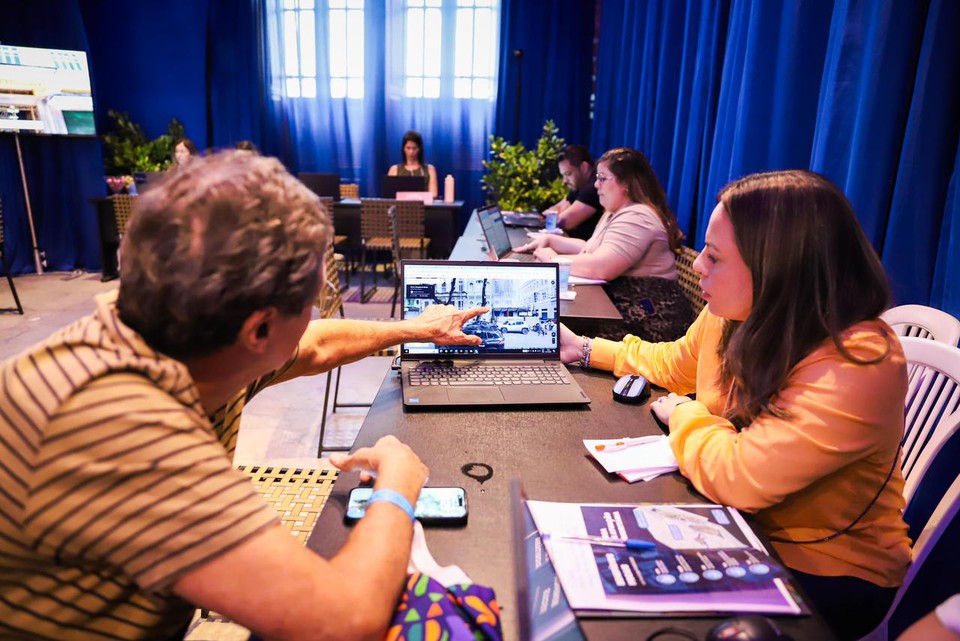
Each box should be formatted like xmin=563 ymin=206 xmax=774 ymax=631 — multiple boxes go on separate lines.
xmin=674 ymin=245 xmax=705 ymax=316
xmin=112 ymin=194 xmax=136 ymax=239
xmin=359 ymin=199 xmax=429 ymax=303
xmin=339 ymin=183 xmax=359 ymax=200
xmin=0 ymin=198 xmax=24 ymax=314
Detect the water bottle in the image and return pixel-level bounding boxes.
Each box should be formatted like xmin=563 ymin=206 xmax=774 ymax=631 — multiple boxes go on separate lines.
xmin=444 ymin=174 xmax=455 ymax=203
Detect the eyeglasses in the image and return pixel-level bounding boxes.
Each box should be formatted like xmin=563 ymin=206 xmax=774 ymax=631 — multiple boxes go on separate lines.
xmin=596 ymin=173 xmax=614 ymax=184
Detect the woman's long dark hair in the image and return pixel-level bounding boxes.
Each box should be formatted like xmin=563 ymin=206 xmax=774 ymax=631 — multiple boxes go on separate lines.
xmin=598 ymin=148 xmax=683 ymax=252
xmin=400 ymin=130 xmax=426 ymax=166
xmin=717 ymin=170 xmax=892 ymax=426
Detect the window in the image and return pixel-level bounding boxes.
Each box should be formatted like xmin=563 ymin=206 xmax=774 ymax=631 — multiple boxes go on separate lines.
xmin=453 ymin=0 xmax=496 ymax=99
xmin=405 ymin=0 xmax=442 ymax=98
xmin=281 ymin=0 xmax=317 ymax=98
xmin=402 ymin=0 xmax=498 ymax=99
xmin=329 ymin=0 xmax=365 ymax=98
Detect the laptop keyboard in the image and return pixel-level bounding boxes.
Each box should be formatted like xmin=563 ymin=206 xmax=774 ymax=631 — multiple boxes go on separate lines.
xmin=506 ymin=252 xmax=538 ymax=262
xmin=408 ymin=363 xmax=570 ymax=386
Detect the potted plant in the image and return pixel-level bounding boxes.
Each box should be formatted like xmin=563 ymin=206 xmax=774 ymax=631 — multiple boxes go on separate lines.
xmin=100 ymin=110 xmax=185 ymax=192
xmin=481 ymin=120 xmax=567 ymax=212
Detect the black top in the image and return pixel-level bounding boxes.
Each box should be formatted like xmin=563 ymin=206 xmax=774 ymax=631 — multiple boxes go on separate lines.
xmin=564 ymin=172 xmax=602 ymax=240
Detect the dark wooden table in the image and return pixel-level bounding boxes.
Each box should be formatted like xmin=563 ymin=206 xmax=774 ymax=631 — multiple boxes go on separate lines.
xmin=333 ymin=199 xmax=465 ymax=259
xmin=306 ymin=368 xmax=835 ymax=640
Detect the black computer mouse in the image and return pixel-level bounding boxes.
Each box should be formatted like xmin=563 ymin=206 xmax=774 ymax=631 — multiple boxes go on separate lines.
xmin=612 ymin=374 xmax=649 ymax=403
xmin=705 ymin=616 xmax=793 ymax=641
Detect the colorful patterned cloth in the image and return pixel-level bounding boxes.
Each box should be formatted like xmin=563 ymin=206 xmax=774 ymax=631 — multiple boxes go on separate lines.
xmin=386 ymin=572 xmax=502 ymax=641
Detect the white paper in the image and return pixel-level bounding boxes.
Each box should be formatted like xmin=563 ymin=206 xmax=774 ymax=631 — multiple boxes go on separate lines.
xmin=569 ymin=275 xmax=607 ymax=285
xmin=584 ymin=436 xmax=679 ymax=475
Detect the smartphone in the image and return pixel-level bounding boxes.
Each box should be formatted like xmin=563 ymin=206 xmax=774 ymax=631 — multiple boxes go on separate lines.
xmin=345 ymin=486 xmax=468 ymax=526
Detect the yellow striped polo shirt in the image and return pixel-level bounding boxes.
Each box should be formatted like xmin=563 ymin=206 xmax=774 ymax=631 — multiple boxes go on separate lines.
xmin=0 ymin=292 xmax=279 ymax=640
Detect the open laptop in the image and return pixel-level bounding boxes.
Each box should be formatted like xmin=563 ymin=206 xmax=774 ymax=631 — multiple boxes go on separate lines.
xmin=399 ymin=260 xmax=590 ymax=408
xmin=511 ymin=480 xmax=588 ymax=641
xmin=476 ymin=204 xmax=537 ymax=262
xmin=298 ymin=172 xmax=341 ymax=200
xmin=382 ymin=175 xmax=427 ymax=198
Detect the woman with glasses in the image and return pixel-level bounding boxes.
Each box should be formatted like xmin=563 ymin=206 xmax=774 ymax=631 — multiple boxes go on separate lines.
xmin=516 ymin=147 xmax=693 ymax=341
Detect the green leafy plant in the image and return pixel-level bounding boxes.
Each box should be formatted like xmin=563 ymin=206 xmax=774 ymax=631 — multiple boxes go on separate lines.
xmin=100 ymin=110 xmax=186 ymax=174
xmin=481 ymin=120 xmax=567 ymax=212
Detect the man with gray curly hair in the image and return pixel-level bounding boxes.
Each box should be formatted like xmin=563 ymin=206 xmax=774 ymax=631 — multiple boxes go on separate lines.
xmin=0 ymin=151 xmax=486 ymax=640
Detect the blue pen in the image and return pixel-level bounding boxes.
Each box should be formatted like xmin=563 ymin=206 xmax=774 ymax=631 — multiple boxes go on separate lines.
xmin=552 ymin=534 xmax=657 ymax=550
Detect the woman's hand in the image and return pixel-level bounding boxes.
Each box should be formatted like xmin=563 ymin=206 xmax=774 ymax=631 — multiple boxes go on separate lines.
xmin=559 ymin=323 xmax=584 ymax=364
xmin=533 ymin=246 xmax=559 ymax=261
xmin=514 ymin=234 xmax=551 ymax=254
xmin=651 ymin=392 xmax=694 ymax=427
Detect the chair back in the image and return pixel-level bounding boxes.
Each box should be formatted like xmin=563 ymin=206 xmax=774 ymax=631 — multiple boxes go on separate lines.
xmin=881 ymin=304 xmax=960 ymax=346
xmin=899 ymin=337 xmax=960 ymax=507
xmin=360 ymin=198 xmax=425 ymax=241
xmin=387 ymin=205 xmax=402 ymax=274
xmin=674 ymin=246 xmax=705 ymax=315
xmin=112 ymin=194 xmax=137 ymax=238
xmin=316 ymin=244 xmax=344 ymax=320
xmin=340 ymin=183 xmax=359 ymax=200
xmin=864 ymin=471 xmax=960 ymax=640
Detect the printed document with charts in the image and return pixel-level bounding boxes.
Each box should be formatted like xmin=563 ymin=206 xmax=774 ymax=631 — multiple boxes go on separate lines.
xmin=526 ymin=501 xmax=807 ymax=616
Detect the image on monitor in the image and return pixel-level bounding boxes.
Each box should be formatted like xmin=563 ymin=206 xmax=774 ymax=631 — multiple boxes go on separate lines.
xmin=0 ymin=44 xmax=95 ymax=135
xmin=401 ymin=262 xmax=559 ymax=356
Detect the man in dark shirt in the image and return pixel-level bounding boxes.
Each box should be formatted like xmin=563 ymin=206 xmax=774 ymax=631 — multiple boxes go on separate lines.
xmin=547 ymin=144 xmax=602 ymax=240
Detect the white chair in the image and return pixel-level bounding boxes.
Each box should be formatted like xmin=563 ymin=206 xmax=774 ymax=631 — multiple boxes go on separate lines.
xmin=882 ymin=304 xmax=960 ymax=346
xmin=899 ymin=337 xmax=960 ymax=508
xmin=861 ymin=472 xmax=960 ymax=640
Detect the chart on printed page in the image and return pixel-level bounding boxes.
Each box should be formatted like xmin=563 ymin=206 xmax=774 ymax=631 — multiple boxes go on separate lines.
xmin=527 ymin=500 xmax=806 ymax=615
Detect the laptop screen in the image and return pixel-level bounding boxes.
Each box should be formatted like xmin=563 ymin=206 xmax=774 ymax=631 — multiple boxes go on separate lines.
xmin=476 ymin=205 xmax=513 ymax=257
xmin=401 ymin=261 xmax=560 ymax=357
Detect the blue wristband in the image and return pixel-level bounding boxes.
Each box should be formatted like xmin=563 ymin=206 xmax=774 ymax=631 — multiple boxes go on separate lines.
xmin=367 ymin=489 xmax=416 ymax=523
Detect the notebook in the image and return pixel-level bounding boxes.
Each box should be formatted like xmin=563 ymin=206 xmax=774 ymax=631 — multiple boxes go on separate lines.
xmin=382 ymin=174 xmax=427 ymax=198
xmin=511 ymin=480 xmax=588 ymax=641
xmin=476 ymin=204 xmax=537 ymax=262
xmin=298 ymin=173 xmax=341 ymax=200
xmin=502 ymin=211 xmax=545 ymax=228
xmin=400 ymin=260 xmax=590 ymax=408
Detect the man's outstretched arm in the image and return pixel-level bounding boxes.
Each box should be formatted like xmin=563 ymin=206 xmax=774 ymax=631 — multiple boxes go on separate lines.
xmin=276 ymin=304 xmax=489 ymax=382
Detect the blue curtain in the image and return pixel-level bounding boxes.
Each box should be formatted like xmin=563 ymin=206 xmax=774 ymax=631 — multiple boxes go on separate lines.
xmin=259 ymin=0 xmax=497 ymax=221
xmin=0 ymin=0 xmax=104 ymax=274
xmin=493 ymin=0 xmax=596 ymax=149
xmin=591 ymin=0 xmax=960 ymax=318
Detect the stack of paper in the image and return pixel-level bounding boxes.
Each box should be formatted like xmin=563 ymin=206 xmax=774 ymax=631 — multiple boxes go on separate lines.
xmin=583 ymin=435 xmax=678 ymax=482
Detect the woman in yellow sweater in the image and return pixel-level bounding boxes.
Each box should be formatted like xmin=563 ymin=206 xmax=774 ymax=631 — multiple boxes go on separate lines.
xmin=561 ymin=170 xmax=911 ymax=640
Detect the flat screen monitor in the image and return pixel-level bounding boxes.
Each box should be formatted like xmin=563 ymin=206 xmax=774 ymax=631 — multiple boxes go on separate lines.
xmin=0 ymin=44 xmax=95 ymax=136
xmin=298 ymin=173 xmax=342 ymax=200
xmin=381 ymin=175 xmax=427 ymax=199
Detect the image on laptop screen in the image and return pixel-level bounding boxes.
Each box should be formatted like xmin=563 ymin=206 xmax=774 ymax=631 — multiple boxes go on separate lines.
xmin=401 ymin=262 xmax=559 ymax=357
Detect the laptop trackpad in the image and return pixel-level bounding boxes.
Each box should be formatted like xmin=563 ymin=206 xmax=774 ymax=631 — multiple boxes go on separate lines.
xmin=447 ymin=387 xmax=505 ymax=404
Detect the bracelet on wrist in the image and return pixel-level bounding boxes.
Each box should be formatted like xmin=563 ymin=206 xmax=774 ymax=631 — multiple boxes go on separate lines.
xmin=579 ymin=337 xmax=593 ymax=369
xmin=367 ymin=488 xmax=416 ymax=523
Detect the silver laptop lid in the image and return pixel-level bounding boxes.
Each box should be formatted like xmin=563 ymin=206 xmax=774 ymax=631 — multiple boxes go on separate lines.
xmin=401 ymin=260 xmax=560 ymax=359
xmin=476 ymin=204 xmax=514 ymax=258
